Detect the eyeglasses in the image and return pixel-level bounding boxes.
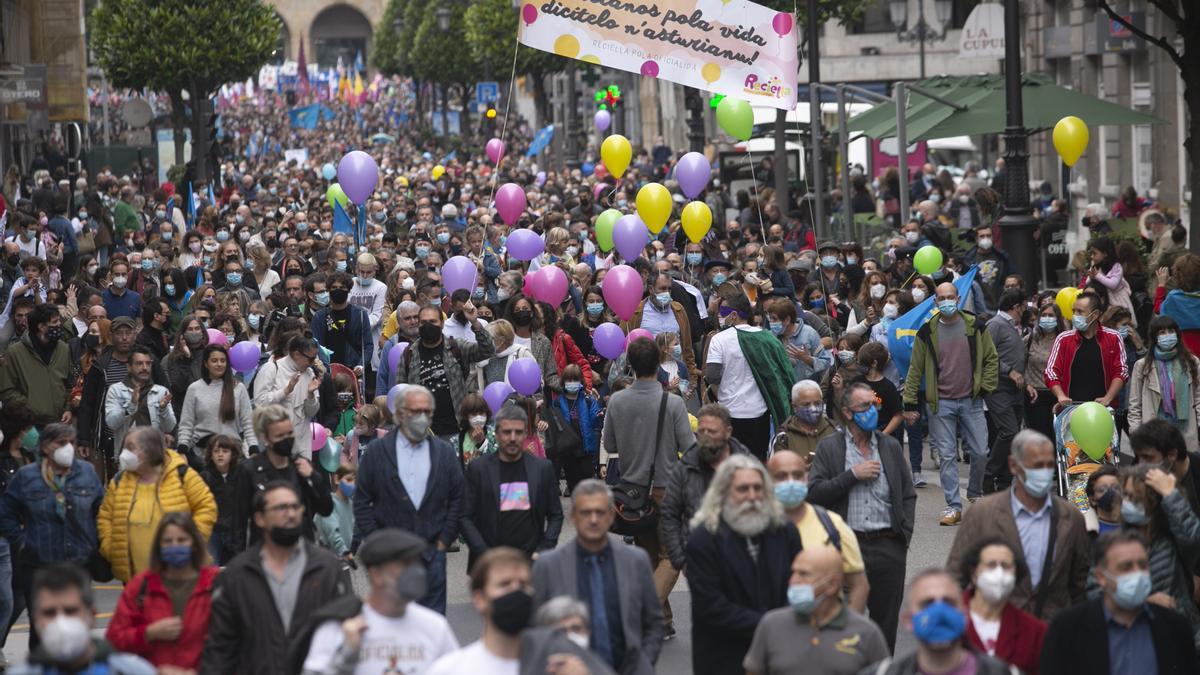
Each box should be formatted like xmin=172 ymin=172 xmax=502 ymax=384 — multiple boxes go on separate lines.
xmin=263 ymin=502 xmax=303 ymax=514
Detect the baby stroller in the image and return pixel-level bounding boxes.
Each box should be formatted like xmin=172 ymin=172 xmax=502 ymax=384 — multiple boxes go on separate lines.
xmin=1052 ymin=402 xmax=1120 ymax=515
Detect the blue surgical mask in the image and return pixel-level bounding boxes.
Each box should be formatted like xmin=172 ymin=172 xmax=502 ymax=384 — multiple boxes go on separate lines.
xmin=1121 ymin=499 xmax=1149 ymax=525
xmin=338 ymin=482 xmax=356 ymax=499
xmin=416 ymin=246 xmax=430 ymax=259
xmin=820 ymin=255 xmax=838 ymax=268
xmin=141 ymin=259 xmax=156 ymax=271
xmin=810 ymin=298 xmax=825 ymax=310
xmin=564 ymin=381 xmax=582 ymax=394
xmin=787 ymin=583 xmax=817 ymax=616
xmin=161 ymin=232 xmax=173 ymax=242
xmin=769 ymin=320 xmax=785 ymax=336
xmin=160 ymin=545 xmax=192 ymax=569
xmin=837 ymin=350 xmax=855 ymax=364
xmin=586 ymin=302 xmax=604 ymax=317
xmin=430 ymin=297 xmax=442 ymax=308
xmin=164 ymin=284 xmax=176 ymax=296
xmin=672 ymin=344 xmax=682 ymax=359
xmin=436 ymin=232 xmax=450 ymax=245
xmin=846 ymin=255 xmax=858 ymax=266
xmin=225 ymin=272 xmax=242 ymax=287
xmin=937 ymin=299 xmax=958 ymax=317
xmin=686 ymin=252 xmax=702 ymax=266
xmin=472 ymin=287 xmax=486 ymax=300
xmin=216 ymin=230 xmax=230 ymax=242
xmin=1019 ymin=464 xmax=1055 ymax=499
xmin=1073 ymin=314 xmax=1092 ymax=332
xmin=296 ymin=221 xmax=309 ymax=232
xmin=314 ymin=291 xmax=330 ymax=306
xmin=712 ymin=273 xmax=727 ymax=286
xmin=336 ymin=260 xmax=348 ymax=273
xmin=1157 ymin=333 xmax=1179 ymax=351
xmin=775 ymin=480 xmax=808 ymax=509
xmin=248 ymin=313 xmax=262 ymax=330
xmin=1117 ymin=326 xmax=1130 ymax=340
xmin=1107 ymin=569 xmax=1152 ymax=610
xmin=1038 ymin=316 xmax=1058 ymax=332
xmin=852 ymin=405 xmax=879 ymax=432
xmin=912 ymin=601 xmax=966 ymax=646
xmin=655 ymin=292 xmax=671 ymax=307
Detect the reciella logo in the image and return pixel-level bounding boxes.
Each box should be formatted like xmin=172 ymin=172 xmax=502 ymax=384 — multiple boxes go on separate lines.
xmin=743 ymin=74 xmax=791 ymax=100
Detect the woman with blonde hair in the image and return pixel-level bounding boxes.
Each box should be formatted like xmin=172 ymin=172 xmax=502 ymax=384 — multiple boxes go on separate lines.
xmin=529 ymin=227 xmax=573 ymax=272
xmin=248 ymin=243 xmax=280 ymax=299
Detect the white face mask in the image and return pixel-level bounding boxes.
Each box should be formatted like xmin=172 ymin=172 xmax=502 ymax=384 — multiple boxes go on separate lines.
xmin=118 ymin=449 xmax=140 ymax=472
xmin=869 ymin=283 xmax=886 ymax=299
xmin=911 ymin=288 xmax=927 ymax=302
xmin=882 ymin=303 xmax=899 ymax=319
xmin=52 ymin=443 xmax=75 ymax=468
xmin=41 ymin=615 xmax=91 ymax=663
xmin=566 ymin=632 xmax=590 ymax=649
xmin=975 ymin=566 xmax=1016 ymax=604
xmin=468 ymin=415 xmax=487 ymax=428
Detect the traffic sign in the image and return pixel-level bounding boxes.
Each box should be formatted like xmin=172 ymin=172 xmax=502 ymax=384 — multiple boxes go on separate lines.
xmin=475 ymin=81 xmax=499 ymax=108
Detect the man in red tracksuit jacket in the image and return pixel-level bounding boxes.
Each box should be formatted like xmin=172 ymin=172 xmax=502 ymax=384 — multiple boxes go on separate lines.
xmin=1044 ymin=292 xmax=1128 ymax=407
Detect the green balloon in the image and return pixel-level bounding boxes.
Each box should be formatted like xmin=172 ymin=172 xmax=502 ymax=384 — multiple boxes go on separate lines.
xmin=326 ymin=183 xmax=349 ymax=211
xmin=1069 ymin=401 xmax=1114 ymax=462
xmin=595 ymin=208 xmax=621 ymax=252
xmin=716 ymin=97 xmax=754 ymax=142
xmin=319 ymin=437 xmax=343 ymax=473
xmin=913 ymin=245 xmax=944 ymax=276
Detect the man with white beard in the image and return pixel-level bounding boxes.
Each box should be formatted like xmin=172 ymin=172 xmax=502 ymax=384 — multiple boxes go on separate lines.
xmin=684 ymin=454 xmax=802 ymax=675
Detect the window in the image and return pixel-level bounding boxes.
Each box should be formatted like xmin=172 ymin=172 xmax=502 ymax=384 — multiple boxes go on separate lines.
xmin=848 ymin=0 xmax=896 ymax=35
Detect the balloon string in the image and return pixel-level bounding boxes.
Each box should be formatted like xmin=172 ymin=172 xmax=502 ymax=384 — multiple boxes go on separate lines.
xmin=491 ymin=34 xmax=521 ymax=215
xmin=746 ymin=146 xmax=766 ymax=233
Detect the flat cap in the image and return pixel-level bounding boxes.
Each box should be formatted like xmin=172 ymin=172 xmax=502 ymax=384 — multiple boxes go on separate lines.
xmin=358 ymin=528 xmax=427 ymax=567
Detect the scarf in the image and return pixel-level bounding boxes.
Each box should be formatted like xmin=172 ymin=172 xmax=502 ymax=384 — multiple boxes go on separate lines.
xmin=735 ymin=328 xmax=793 ymax=428
xmin=1155 ymin=354 xmax=1190 ymax=422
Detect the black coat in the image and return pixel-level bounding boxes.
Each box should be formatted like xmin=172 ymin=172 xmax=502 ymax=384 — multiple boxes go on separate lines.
xmin=1040 ymin=598 xmax=1197 ymax=675
xmin=686 ymin=522 xmax=802 ymax=675
xmin=200 ymin=541 xmax=349 ymax=675
xmin=461 ymin=451 xmax=563 ymax=570
xmin=807 ymin=431 xmax=917 ymax=545
xmin=661 ymin=439 xmax=750 ymax=569
xmin=230 ymin=452 xmax=333 ymax=554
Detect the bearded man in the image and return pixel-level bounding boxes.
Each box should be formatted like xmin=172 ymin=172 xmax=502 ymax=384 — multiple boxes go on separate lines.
xmin=684 ymin=454 xmax=802 ymax=675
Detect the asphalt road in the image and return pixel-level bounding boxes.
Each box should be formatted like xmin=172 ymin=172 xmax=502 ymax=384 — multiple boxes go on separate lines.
xmin=1 ymin=452 xmax=967 ymax=672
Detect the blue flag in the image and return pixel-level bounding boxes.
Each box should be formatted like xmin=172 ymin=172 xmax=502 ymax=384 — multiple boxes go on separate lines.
xmin=288 ymin=104 xmax=322 ymax=130
xmin=207 ymin=183 xmax=216 ymax=207
xmin=354 ymin=50 xmax=364 ymax=73
xmin=888 ymin=265 xmax=980 ymax=380
xmin=332 ymin=200 xmax=354 ymax=239
xmin=525 ymin=125 xmax=555 ymax=158
xmin=185 ymin=181 xmax=196 ymax=229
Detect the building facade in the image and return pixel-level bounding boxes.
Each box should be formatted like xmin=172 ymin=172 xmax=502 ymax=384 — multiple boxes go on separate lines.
xmin=267 ymin=0 xmax=384 ymax=71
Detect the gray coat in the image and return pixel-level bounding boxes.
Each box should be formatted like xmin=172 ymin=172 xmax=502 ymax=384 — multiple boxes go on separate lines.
xmin=807 ymin=431 xmax=917 ymax=545
xmin=395 ymin=324 xmax=495 ymax=411
xmin=600 ymin=379 xmax=695 ymax=488
xmin=986 ymin=312 xmax=1026 ymax=384
xmin=661 ymin=438 xmax=751 ymax=569
xmin=532 ymin=534 xmax=665 ymax=675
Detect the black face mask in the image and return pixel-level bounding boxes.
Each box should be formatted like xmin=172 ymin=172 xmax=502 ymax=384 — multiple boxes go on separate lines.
xmin=490 ymin=589 xmax=533 ymax=635
xmin=419 ymin=323 xmax=442 ymax=344
xmin=270 ymin=437 xmax=295 ymax=457
xmin=5 ymin=255 xmax=18 ymax=267
xmin=512 ymin=310 xmax=533 ymax=327
xmin=82 ymin=334 xmax=100 ymax=351
xmin=1096 ymin=488 xmax=1118 ymax=512
xmin=330 ymin=288 xmax=349 ymax=305
xmin=44 ymin=327 xmax=63 ymax=343
xmin=267 ymin=524 xmax=302 ymax=547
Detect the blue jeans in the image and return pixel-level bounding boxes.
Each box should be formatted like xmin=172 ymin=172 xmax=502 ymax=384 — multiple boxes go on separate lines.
xmin=419 ymin=549 xmax=447 ymax=614
xmin=905 ymin=391 xmax=927 ymax=475
xmin=928 ymin=397 xmax=988 ymax=510
xmin=0 ymin=539 xmax=12 ymax=647
xmin=208 ymin=527 xmax=232 ymax=566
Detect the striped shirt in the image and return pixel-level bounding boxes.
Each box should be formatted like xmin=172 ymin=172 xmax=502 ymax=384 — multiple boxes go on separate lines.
xmin=843 ymin=432 xmax=893 ymax=532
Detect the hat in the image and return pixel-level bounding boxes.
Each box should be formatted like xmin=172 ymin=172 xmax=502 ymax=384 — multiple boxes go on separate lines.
xmin=704 ymin=258 xmax=732 ymax=273
xmin=358 ymin=528 xmax=427 ymax=567
xmin=787 ymin=258 xmax=814 ymax=273
xmin=110 ymin=317 xmax=138 ymax=332
xmin=817 ymin=240 xmax=839 ymax=253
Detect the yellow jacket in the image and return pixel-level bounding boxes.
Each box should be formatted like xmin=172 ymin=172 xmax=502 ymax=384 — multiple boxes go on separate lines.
xmin=97 ymin=449 xmax=217 ymax=582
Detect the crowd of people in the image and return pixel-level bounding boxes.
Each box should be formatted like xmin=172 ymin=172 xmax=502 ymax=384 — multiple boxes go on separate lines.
xmin=0 ymin=76 xmax=1196 ymax=675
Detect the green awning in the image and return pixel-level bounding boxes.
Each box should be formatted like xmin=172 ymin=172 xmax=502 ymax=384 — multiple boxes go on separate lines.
xmin=844 ymin=73 xmax=1164 ymax=141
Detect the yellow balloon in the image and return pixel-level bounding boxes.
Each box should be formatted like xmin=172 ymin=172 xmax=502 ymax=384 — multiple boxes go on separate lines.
xmin=681 ymin=201 xmax=712 ymax=243
xmin=554 ymin=34 xmax=580 ymax=59
xmin=1052 ymin=116 xmax=1089 ymax=167
xmin=636 ymin=183 xmax=672 ymax=234
xmin=701 ymin=63 xmax=721 ymax=85
xmin=1055 ymin=286 xmax=1080 ymax=321
xmin=600 ymin=134 xmax=632 ymax=179
xmin=432 ymin=164 xmax=445 ymax=180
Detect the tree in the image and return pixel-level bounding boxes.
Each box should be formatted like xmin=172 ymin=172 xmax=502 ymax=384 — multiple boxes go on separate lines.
xmin=91 ymin=0 xmax=279 ymax=181
xmin=410 ymin=3 xmax=478 ymax=137
xmin=371 ymin=0 xmax=409 ymax=76
xmin=1096 ymin=0 xmax=1196 ymax=252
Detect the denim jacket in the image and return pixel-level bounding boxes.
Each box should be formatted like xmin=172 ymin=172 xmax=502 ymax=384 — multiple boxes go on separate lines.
xmin=0 ymin=460 xmax=104 ymax=565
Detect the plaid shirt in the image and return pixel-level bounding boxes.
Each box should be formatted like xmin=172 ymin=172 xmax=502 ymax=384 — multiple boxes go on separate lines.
xmin=843 ymin=431 xmax=893 ymax=532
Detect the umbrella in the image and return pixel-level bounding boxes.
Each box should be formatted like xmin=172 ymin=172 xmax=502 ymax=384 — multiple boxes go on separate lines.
xmin=370 ymin=132 xmax=396 ymax=144
xmin=845 ymin=73 xmax=1165 ymax=141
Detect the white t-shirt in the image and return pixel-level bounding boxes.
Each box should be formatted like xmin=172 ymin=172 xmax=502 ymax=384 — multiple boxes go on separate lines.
xmin=969 ymin=610 xmax=1001 ymax=656
xmin=513 ymin=334 xmax=532 ymax=350
xmin=706 ymin=325 xmax=767 ymax=418
xmin=303 ymin=603 xmax=459 ymax=675
xmin=426 ymin=641 xmax=518 ymax=675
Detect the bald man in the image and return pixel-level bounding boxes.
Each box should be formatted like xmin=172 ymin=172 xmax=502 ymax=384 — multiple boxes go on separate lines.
xmin=744 ymin=547 xmax=888 ymax=675
xmin=767 ymin=450 xmax=868 ymax=612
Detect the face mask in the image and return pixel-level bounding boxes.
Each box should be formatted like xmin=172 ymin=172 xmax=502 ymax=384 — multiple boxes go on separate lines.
xmin=787 ymin=583 xmax=818 ymax=616
xmin=1018 ymin=464 xmax=1055 ymax=499
xmin=53 ymin=443 xmax=75 ymax=468
xmin=118 ymin=449 xmax=140 ymax=472
xmin=1072 ymin=314 xmax=1092 ymax=332
xmin=297 ymin=221 xmax=309 ymax=232
xmin=216 ymin=230 xmax=230 ymax=242
xmin=313 ymin=291 xmax=330 ymax=306
xmin=45 ymin=326 xmax=63 ymax=343
xmin=866 ymin=283 xmax=886 ymax=300
xmin=402 ymin=277 xmax=417 ymax=291
xmin=469 ymin=415 xmax=488 ymax=428
xmin=160 ymin=544 xmax=193 ymax=568
xmin=566 ymin=632 xmax=589 ymax=649
xmin=512 ymin=310 xmax=534 ymax=327
xmin=883 ymin=303 xmax=899 ymax=319
xmin=1107 ymin=569 xmax=1152 ymax=610
xmin=435 ymin=232 xmax=450 ymax=245
xmin=82 ymin=334 xmax=100 ymax=351
xmin=248 ymin=314 xmax=262 ymax=330
xmin=765 ymin=320 xmax=784 ymax=336
xmin=975 ymin=567 xmax=1016 ymax=604
xmin=189 ymin=242 xmax=202 ymax=254
xmin=795 ymin=404 xmax=824 ymax=425
xmin=810 ymin=298 xmax=826 ymax=311
xmin=404 ymin=412 xmax=432 ymax=440
xmin=837 ymin=350 xmax=855 ymax=365
xmin=355 ymin=274 xmax=373 ymax=287
xmin=415 ymin=246 xmax=430 ymax=259
xmin=905 ymin=231 xmax=920 ymax=244
xmin=1095 ymin=487 xmax=1119 ymax=513
xmin=41 ymin=616 xmax=91 ymax=663
xmin=162 ymin=283 xmax=177 ymax=297
xmin=584 ymin=302 xmax=604 ymax=318
xmin=270 ymin=437 xmax=295 ymax=457
xmin=239 ymin=230 xmax=251 ymax=242
xmin=490 ymin=589 xmax=533 ymax=635
xmin=846 ymin=255 xmax=858 ymax=266
xmin=373 ymin=211 xmax=387 ymax=223
xmin=852 ymin=406 xmax=879 ymax=432
xmin=330 ymin=288 xmax=349 ymax=305
xmin=977 ymin=237 xmax=993 ymax=250
xmin=112 ymin=275 xmax=127 ymax=289
xmin=267 ymin=524 xmax=303 ymax=547
xmin=911 ymin=600 xmax=966 ymax=647
xmin=654 ymin=292 xmax=671 ymax=307
xmin=930 ymin=193 xmax=942 ymax=204
xmin=161 ymin=231 xmax=173 ymax=242
xmin=496 ymin=288 xmax=511 ymax=301
xmin=1039 ymin=316 xmax=1058 ymax=332
xmin=712 ymin=273 xmax=727 ymax=286
xmin=78 ymin=211 xmax=88 ymax=220
xmin=671 ymin=344 xmax=683 ymax=360
xmin=911 ymin=288 xmax=927 ymax=303
xmin=1157 ymin=333 xmax=1179 ymax=351
xmin=419 ymin=323 xmax=442 ymax=343
xmin=775 ymin=480 xmax=808 ymax=508
xmin=820 ymin=255 xmax=838 ymax=268
xmin=937 ymin=299 xmax=958 ymax=317
xmin=338 ymin=482 xmax=356 ymax=499
xmin=686 ymin=252 xmax=702 ymax=266
xmin=155 ymin=210 xmax=167 ymax=220
xmin=1121 ymin=499 xmax=1149 ymax=525
xmin=391 ymin=563 xmax=427 ymax=602
xmin=184 ymin=331 xmax=206 ymax=348
xmin=87 ymin=264 xmax=99 ymax=275
xmin=226 ymin=272 xmax=242 ymax=287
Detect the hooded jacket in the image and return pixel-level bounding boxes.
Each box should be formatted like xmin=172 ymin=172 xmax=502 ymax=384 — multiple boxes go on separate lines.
xmin=0 ymin=332 xmax=71 ymax=425
xmin=902 ymin=310 xmax=999 ymax=414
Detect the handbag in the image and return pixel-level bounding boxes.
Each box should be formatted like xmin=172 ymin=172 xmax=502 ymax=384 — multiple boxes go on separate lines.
xmin=545 ymin=402 xmax=586 ymax=460
xmin=75 ymin=228 xmax=96 ymax=255
xmin=610 ymin=392 xmax=667 ymax=537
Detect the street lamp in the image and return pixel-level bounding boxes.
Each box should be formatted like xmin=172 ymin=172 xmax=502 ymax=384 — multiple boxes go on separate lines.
xmin=436 ymin=6 xmax=451 ymax=32
xmin=890 ymin=0 xmax=953 ymax=79
xmin=996 ymin=0 xmax=1038 ymax=289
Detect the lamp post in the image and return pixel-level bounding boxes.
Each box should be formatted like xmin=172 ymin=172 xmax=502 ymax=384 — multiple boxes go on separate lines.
xmin=890 ymin=0 xmax=952 ymax=80
xmin=436 ymin=6 xmax=453 ymax=136
xmin=996 ymin=0 xmax=1038 ymax=289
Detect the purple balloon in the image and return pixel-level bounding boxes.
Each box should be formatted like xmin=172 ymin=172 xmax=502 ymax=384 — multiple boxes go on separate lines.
xmin=442 ymin=255 xmax=478 ymax=294
xmin=535 ymin=171 xmax=547 ymax=186
xmin=612 ymin=214 xmax=649 ymax=261
xmin=506 ymin=228 xmax=544 ymax=261
xmin=507 ymin=357 xmax=541 ymax=396
xmin=228 ymin=340 xmax=261 ymax=373
xmin=337 ymin=150 xmax=379 ymax=204
xmin=483 ymin=381 xmax=515 ymax=415
xmin=592 ymin=322 xmax=626 ymax=360
xmin=387 ymin=384 xmax=407 ymax=412
xmin=675 ymin=152 xmax=711 ymax=199
xmin=387 ymin=342 xmax=410 ymax=374
xmin=486 ymin=138 xmax=505 ymax=165
xmin=594 ymin=109 xmax=611 ymax=132
xmin=495 ymin=182 xmax=527 ymax=225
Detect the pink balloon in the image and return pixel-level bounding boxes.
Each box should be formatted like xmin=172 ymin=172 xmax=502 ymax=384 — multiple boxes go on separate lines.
xmin=530 ymin=265 xmax=569 ymax=306
xmin=442 ymin=255 xmax=478 ymax=294
xmin=311 ymin=422 xmax=329 ymax=450
xmin=494 ymin=182 xmax=527 ymax=225
xmin=640 ymin=60 xmax=659 ymax=77
xmin=593 ymin=183 xmax=610 ymax=201
xmin=206 ymin=328 xmax=228 ymax=347
xmin=626 ymin=328 xmax=653 ymax=347
xmin=506 ymin=227 xmax=544 ymax=261
xmin=594 ymin=163 xmax=609 ymax=181
xmin=772 ymin=12 xmax=794 ymax=36
xmin=601 ymin=265 xmax=643 ymax=321
xmin=592 ymin=322 xmax=626 ymax=360
xmin=612 ymin=214 xmax=649 ymax=261
xmin=522 ymin=3 xmax=537 ymax=24
xmin=486 ymin=138 xmax=505 ymax=165
xmin=336 ymin=150 xmax=379 ymax=204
